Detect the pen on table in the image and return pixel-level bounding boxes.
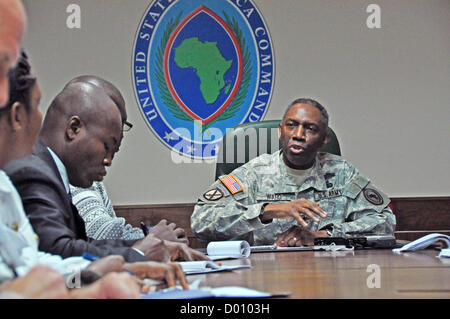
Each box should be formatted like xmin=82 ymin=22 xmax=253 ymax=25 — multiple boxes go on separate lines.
xmin=4 ymin=262 xmax=18 ymax=278
xmin=0 ymin=250 xmax=19 ymax=278
xmin=82 ymin=252 xmax=135 ymax=276
xmin=140 ymin=221 xmax=149 ymax=236
xmin=82 ymin=252 xmax=99 ymax=261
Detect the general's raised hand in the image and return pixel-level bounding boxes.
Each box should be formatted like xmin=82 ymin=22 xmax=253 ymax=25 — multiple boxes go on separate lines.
xmin=261 ymin=198 xmax=328 ymax=227
xmin=275 ymin=225 xmax=328 ymax=247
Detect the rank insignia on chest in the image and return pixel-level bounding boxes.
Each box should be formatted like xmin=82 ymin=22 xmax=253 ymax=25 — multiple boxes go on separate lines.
xmin=314 ymin=189 xmax=343 ymax=201
xmin=220 ymin=174 xmax=243 ymax=195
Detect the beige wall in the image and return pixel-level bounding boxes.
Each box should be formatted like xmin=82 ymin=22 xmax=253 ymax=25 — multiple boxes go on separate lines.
xmin=22 ymin=0 xmax=450 ymax=204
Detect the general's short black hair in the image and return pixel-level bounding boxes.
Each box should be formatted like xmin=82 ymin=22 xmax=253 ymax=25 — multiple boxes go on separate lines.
xmin=1 ymin=50 xmax=36 ymax=115
xmin=284 ymin=98 xmax=329 ymax=127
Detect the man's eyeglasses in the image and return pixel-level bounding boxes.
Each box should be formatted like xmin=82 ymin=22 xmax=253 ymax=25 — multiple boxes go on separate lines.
xmin=122 ymin=120 xmax=133 ymax=132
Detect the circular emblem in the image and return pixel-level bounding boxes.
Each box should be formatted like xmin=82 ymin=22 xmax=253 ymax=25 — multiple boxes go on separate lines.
xmin=363 ymin=188 xmax=384 ymax=205
xmin=133 ymin=0 xmax=274 ymax=159
xmin=203 ymin=188 xmax=224 ymax=201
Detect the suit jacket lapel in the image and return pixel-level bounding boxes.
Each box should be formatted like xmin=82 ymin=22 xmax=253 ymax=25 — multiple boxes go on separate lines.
xmin=33 ymin=139 xmax=64 ymax=186
xmin=33 ymin=139 xmax=88 ymax=240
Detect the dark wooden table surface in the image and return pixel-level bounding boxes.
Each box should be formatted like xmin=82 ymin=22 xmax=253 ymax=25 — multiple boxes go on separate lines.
xmin=186 ymin=249 xmax=450 ymax=298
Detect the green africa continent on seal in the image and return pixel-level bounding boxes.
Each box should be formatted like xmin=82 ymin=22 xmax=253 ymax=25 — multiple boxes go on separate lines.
xmin=174 ymin=37 xmax=232 ymax=104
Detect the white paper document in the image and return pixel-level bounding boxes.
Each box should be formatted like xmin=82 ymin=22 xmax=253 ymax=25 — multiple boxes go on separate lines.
xmin=206 ymin=240 xmax=251 ymax=260
xmin=438 ymin=248 xmax=450 ymax=258
xmin=179 ymin=260 xmax=251 ymax=275
xmin=141 ymin=286 xmax=290 ymax=299
xmin=251 ymin=244 xmax=353 ymax=253
xmin=393 ymin=233 xmax=450 ymax=253
xmin=210 ymin=286 xmax=289 ymax=298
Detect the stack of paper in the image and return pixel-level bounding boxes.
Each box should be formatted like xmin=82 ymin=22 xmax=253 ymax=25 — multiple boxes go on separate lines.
xmin=142 ymin=286 xmax=290 ymax=299
xmin=438 ymin=248 xmax=450 ymax=258
xmin=178 ymin=260 xmax=251 ymax=275
xmin=393 ymin=233 xmax=450 ymax=253
xmin=206 ymin=240 xmax=251 ymax=260
xmin=251 ymin=244 xmax=352 ymax=252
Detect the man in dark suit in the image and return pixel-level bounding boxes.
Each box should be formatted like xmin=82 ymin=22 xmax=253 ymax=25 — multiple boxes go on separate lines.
xmin=1 ymin=52 xmax=191 ymax=297
xmin=67 ymin=75 xmax=189 ymax=243
xmin=5 ymin=79 xmax=206 ymax=263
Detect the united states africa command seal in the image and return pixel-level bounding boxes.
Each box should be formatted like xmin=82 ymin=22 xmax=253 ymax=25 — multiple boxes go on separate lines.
xmin=132 ymin=0 xmax=274 ymax=159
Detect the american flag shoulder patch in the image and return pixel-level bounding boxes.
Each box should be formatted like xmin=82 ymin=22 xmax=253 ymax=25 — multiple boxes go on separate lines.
xmin=220 ymin=174 xmax=244 ymax=195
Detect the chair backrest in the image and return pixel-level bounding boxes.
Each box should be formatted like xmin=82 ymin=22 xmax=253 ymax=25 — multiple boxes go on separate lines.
xmin=215 ymin=120 xmax=341 ymax=180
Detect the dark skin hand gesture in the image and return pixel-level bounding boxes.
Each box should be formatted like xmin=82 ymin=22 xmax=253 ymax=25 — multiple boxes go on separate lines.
xmin=260 ymin=198 xmax=328 ymax=226
xmin=132 ymin=235 xmax=170 ymax=262
xmin=124 ymin=261 xmax=189 ymax=290
xmin=163 ymin=240 xmax=209 ymax=262
xmin=148 ymin=219 xmax=188 ymax=244
xmin=85 ymin=254 xmax=189 ymax=290
xmin=132 ymin=235 xmax=209 ymax=262
xmin=86 ymin=255 xmax=126 ymax=275
xmin=275 ymin=225 xmax=328 ymax=247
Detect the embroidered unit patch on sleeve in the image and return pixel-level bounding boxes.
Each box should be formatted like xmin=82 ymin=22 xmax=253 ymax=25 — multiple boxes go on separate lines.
xmin=220 ymin=174 xmax=243 ymax=194
xmin=203 ymin=188 xmax=224 ymax=201
xmin=363 ymin=188 xmax=384 ymax=205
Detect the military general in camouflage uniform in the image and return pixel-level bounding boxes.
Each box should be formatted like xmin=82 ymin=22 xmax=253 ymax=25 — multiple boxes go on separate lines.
xmin=191 ymin=98 xmax=396 ymax=246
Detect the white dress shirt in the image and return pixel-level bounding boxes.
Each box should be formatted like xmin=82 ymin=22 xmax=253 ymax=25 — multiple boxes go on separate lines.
xmin=0 ymin=170 xmax=90 ymax=283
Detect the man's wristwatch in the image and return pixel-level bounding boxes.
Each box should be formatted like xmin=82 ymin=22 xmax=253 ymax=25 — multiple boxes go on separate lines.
xmin=260 ymin=203 xmax=272 ymax=224
xmin=326 ymin=229 xmax=333 ymax=237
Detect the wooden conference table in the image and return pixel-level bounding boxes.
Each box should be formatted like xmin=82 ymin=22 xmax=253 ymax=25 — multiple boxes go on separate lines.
xmin=187 ymin=249 xmax=450 ymax=299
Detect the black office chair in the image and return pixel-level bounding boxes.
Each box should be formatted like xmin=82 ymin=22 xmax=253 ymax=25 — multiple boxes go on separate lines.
xmin=215 ymin=120 xmax=341 ymax=180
